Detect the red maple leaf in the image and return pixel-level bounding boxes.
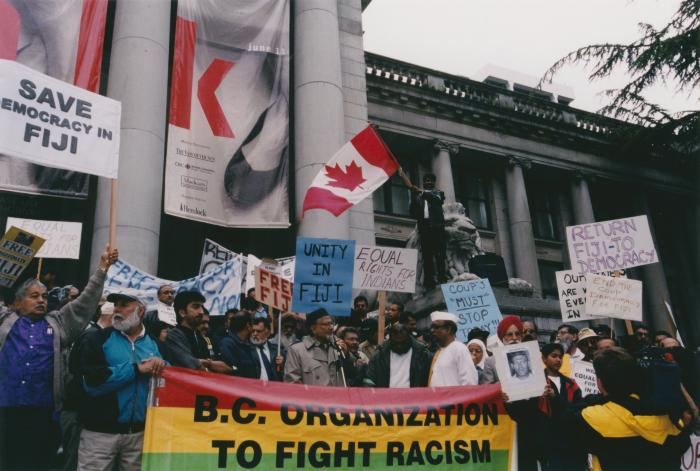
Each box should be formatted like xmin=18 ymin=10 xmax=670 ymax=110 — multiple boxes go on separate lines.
xmin=324 ymin=160 xmax=366 ymax=191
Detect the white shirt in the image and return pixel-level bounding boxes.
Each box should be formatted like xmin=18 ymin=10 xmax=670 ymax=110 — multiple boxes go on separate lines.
xmin=156 ymin=302 xmax=176 ymax=326
xmin=548 ymin=375 xmax=561 ymax=392
xmin=429 ymin=340 xmax=479 ymax=387
xmin=570 ymin=348 xmax=585 ymax=361
xmin=256 ymin=343 xmax=271 ymax=381
xmin=389 ymin=348 xmax=412 ymax=388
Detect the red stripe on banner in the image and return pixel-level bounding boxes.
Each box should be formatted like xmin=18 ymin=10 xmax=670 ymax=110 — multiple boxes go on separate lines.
xmin=0 ymin=0 xmax=20 ymax=60
xmin=197 ymin=58 xmax=235 ymax=138
xmin=302 ymin=187 xmax=353 ymax=216
xmin=74 ymin=0 xmax=109 ymax=91
xmin=351 ymin=126 xmax=400 ymax=176
xmin=155 ymin=367 xmax=507 ymax=414
xmin=169 ymin=17 xmax=196 ymax=128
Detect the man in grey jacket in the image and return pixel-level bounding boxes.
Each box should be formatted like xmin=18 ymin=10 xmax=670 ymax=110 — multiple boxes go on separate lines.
xmin=0 ymin=245 xmax=118 ymax=471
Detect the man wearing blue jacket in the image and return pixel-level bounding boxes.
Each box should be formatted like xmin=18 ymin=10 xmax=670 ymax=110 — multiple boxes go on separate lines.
xmin=76 ymin=291 xmax=165 ymax=471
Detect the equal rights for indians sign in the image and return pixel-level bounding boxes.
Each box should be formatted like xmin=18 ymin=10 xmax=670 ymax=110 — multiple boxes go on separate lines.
xmin=0 ymin=60 xmax=120 ymax=178
xmin=143 ymin=368 xmax=515 ymax=470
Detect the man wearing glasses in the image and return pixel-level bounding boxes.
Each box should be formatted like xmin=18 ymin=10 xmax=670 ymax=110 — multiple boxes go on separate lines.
xmin=284 ymin=309 xmax=356 ymax=386
xmin=428 ymin=311 xmax=478 ymax=387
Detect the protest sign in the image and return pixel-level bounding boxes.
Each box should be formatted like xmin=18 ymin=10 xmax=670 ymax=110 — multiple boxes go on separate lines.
xmin=566 ymin=215 xmax=658 ymax=275
xmin=441 ymin=279 xmax=503 ymax=340
xmin=143 ymin=367 xmax=516 ymax=470
xmin=6 ymin=217 xmax=81 ymax=259
xmin=104 ymin=258 xmax=243 ymax=316
xmin=493 ymin=341 xmax=546 ymax=402
xmin=292 ymin=237 xmax=355 ymax=316
xmin=255 ymin=268 xmax=292 ymax=312
xmin=555 ymin=270 xmax=595 ymax=322
xmin=585 ymin=274 xmax=643 ymax=321
xmin=352 ymin=245 xmax=417 ymax=293
xmin=681 ymin=434 xmax=700 ymax=471
xmin=0 ymin=226 xmax=45 ymax=287
xmin=0 ymin=60 xmax=121 ymax=178
xmin=198 ymin=239 xmax=236 ymax=274
xmin=156 ymin=304 xmax=177 ymax=326
xmin=571 ymin=360 xmax=599 ymax=397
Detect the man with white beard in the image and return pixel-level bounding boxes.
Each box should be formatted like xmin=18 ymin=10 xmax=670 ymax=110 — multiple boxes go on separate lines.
xmin=75 ymin=292 xmax=165 ymax=471
xmin=250 ymin=317 xmax=284 ymax=381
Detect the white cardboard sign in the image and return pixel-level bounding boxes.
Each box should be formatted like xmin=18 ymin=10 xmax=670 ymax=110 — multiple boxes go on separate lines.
xmin=494 ymin=341 xmax=547 ymax=402
xmin=571 ymin=360 xmax=599 ymax=397
xmin=6 ymin=217 xmax=82 ymax=259
xmin=352 ymin=245 xmax=418 ymax=293
xmin=566 ymin=215 xmax=658 ymax=275
xmin=0 ymin=60 xmax=120 ymax=178
xmin=555 ymin=269 xmax=628 ymax=322
xmin=585 ymin=274 xmax=643 ymax=321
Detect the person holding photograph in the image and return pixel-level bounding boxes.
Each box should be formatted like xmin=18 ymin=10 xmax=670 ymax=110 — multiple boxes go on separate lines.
xmin=508 ymin=350 xmax=534 ymax=381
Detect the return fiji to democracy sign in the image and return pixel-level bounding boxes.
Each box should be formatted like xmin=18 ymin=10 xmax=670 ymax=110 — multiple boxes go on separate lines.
xmin=441 ymin=279 xmax=503 ymax=341
xmin=292 ymin=237 xmax=354 ymax=316
xmin=105 ymin=258 xmax=243 ymax=315
xmin=566 ymin=215 xmax=658 ymax=275
xmin=352 ymin=245 xmax=417 ymax=293
xmin=0 ymin=60 xmax=120 ymax=178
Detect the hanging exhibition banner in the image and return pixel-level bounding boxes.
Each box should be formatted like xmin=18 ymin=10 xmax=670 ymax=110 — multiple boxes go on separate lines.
xmin=292 ymin=237 xmax=355 ymax=317
xmin=0 ymin=226 xmax=45 ymax=287
xmin=352 ymin=245 xmax=418 ymax=293
xmin=441 ymin=279 xmax=503 ymax=341
xmin=0 ymin=0 xmax=109 ymax=198
xmin=104 ymin=258 xmax=243 ymax=315
xmin=566 ymin=215 xmax=658 ymax=275
xmin=6 ymin=217 xmax=82 ymax=259
xmin=585 ymin=274 xmax=643 ymax=322
xmin=164 ymin=0 xmax=290 ymax=227
xmin=142 ymin=367 xmax=515 ymax=470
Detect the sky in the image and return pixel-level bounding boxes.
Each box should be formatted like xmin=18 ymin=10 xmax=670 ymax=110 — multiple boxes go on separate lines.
xmin=362 ymin=0 xmax=697 ymax=115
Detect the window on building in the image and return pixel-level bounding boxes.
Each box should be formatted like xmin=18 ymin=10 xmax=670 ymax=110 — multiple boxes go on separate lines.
xmin=538 ymin=261 xmax=563 ymax=300
xmin=453 ymin=173 xmax=492 ymax=229
xmin=528 ymin=185 xmax=562 ymax=241
xmin=373 ymin=163 xmax=416 ymax=217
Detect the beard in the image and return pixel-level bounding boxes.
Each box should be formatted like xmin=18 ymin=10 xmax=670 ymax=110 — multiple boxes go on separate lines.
xmin=559 ymin=339 xmax=573 ymax=352
xmin=113 ymin=310 xmax=141 ymax=332
xmin=250 ymin=336 xmax=265 ymax=346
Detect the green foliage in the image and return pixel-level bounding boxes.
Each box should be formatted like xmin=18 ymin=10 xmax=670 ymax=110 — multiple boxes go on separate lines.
xmin=541 ymin=0 xmax=699 ymax=154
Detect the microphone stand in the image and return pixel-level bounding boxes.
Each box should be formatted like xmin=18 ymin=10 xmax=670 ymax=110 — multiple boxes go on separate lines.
xmin=330 ymin=335 xmax=348 ymax=388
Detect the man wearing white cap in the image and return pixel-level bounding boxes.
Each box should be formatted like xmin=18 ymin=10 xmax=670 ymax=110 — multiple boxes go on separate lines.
xmin=428 ymin=312 xmax=478 ymax=386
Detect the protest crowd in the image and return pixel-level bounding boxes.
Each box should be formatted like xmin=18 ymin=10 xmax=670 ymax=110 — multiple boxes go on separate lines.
xmin=1 ymin=249 xmax=698 ymax=470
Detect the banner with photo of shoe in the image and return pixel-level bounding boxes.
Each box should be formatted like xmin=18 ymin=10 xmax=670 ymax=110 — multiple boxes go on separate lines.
xmin=164 ymin=0 xmax=290 ymax=228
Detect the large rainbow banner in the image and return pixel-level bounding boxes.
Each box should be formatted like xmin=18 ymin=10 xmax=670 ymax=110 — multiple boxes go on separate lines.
xmin=143 ymin=368 xmax=515 ymax=470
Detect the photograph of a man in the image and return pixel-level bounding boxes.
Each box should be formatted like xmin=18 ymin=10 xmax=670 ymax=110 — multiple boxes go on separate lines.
xmin=507 ymin=349 xmax=533 ymax=381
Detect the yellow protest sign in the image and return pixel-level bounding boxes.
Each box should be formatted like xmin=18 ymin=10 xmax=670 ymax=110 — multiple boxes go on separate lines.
xmin=0 ymin=226 xmax=45 ymax=287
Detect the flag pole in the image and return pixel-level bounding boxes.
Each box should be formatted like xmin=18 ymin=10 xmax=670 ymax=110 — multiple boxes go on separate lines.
xmin=109 ymin=179 xmax=118 ymax=249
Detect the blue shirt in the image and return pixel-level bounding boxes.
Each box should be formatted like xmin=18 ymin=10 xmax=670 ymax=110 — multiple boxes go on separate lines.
xmin=0 ymin=316 xmax=55 ymax=408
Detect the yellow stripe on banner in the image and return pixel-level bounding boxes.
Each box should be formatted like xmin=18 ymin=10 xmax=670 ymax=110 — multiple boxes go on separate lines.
xmin=143 ymin=407 xmax=515 ymax=454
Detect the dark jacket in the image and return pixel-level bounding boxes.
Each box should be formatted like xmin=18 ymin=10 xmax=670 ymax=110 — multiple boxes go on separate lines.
xmin=410 ymin=189 xmax=445 ymax=225
xmin=560 ymin=394 xmax=690 ymax=471
xmin=364 ymin=339 xmax=432 ymax=387
xmin=220 ymin=331 xmax=259 ymax=379
xmin=250 ymin=340 xmax=285 ymax=381
xmin=76 ymin=326 xmax=163 ymax=434
xmin=163 ymin=324 xmax=210 ymax=370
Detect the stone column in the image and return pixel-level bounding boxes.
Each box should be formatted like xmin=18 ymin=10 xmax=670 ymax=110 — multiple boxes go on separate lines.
xmin=570 ymin=172 xmax=596 ymax=224
xmin=504 ymin=156 xmax=541 ymax=294
xmin=90 ymin=0 xmax=171 ymax=272
xmin=432 ymin=140 xmax=458 ymax=203
xmin=294 ymin=0 xmax=349 ymax=239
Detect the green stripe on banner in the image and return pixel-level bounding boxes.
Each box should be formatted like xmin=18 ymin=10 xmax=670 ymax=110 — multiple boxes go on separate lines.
xmin=143 ymin=449 xmax=510 ymax=470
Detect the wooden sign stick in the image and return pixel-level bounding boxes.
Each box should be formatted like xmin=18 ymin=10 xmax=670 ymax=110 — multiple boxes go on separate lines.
xmin=109 ymin=179 xmax=118 ymax=249
xmin=377 ymin=290 xmax=387 ymax=345
xmin=36 ymin=257 xmax=42 ymax=280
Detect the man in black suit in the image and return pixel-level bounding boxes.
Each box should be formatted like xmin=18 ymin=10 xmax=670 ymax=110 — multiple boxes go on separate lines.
xmin=250 ymin=317 xmax=285 ymax=381
xmin=401 ymin=170 xmax=447 ymax=289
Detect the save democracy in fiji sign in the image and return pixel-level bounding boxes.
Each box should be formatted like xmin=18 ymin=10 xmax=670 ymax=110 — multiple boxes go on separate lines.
xmin=0 ymin=59 xmax=121 ymax=178
xmin=142 ymin=367 xmax=515 ymax=470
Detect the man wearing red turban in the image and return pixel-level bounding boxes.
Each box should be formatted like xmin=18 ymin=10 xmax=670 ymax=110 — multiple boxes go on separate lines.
xmin=480 ymin=315 xmax=523 ymax=384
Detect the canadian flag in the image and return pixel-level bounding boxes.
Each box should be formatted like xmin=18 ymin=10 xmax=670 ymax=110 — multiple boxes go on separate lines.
xmin=302 ymin=126 xmax=399 ymax=217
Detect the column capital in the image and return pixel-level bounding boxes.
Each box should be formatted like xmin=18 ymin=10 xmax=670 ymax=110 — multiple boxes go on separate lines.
xmin=506 ymin=155 xmax=532 ymax=170
xmin=433 ymin=139 xmax=459 ymax=156
xmin=572 ymin=170 xmax=596 ymax=183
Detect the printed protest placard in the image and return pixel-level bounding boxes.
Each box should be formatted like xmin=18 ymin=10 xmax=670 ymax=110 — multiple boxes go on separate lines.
xmin=199 ymin=239 xmax=236 ymax=274
xmin=105 ymin=257 xmax=243 ymax=316
xmin=0 ymin=226 xmax=45 ymax=287
xmin=0 ymin=60 xmax=121 ymax=178
xmin=6 ymin=217 xmax=81 ymax=259
xmin=352 ymin=245 xmax=417 ymax=293
xmin=255 ymin=268 xmax=292 ymax=312
xmin=566 ymin=215 xmax=658 ymax=275
xmin=585 ymin=274 xmax=643 ymax=321
xmin=441 ymin=279 xmax=503 ymax=340
xmin=494 ymin=341 xmax=546 ymax=402
xmin=571 ymin=360 xmax=599 ymax=397
xmin=292 ymin=237 xmax=355 ymax=316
